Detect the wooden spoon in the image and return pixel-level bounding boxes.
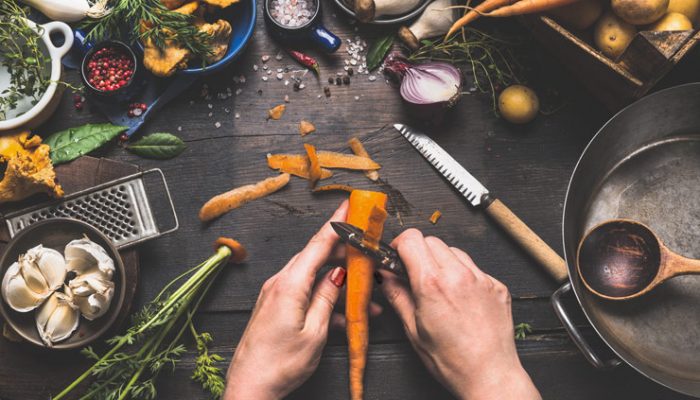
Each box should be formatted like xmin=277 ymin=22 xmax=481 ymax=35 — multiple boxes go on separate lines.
xmin=577 ymin=219 xmax=700 ymax=300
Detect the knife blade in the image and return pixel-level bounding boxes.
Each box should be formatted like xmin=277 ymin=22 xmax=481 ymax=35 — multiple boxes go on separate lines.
xmin=394 ymin=123 xmax=568 ymax=282
xmin=331 ymin=222 xmax=406 ymax=277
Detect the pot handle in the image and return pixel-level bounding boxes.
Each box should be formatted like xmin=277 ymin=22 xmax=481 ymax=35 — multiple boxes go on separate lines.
xmin=551 ymin=282 xmax=622 ymax=370
xmin=310 ymin=25 xmax=341 ymax=53
xmin=41 ymin=21 xmax=74 ymax=59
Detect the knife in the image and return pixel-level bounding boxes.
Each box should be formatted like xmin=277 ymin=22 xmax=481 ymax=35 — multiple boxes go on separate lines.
xmin=394 ymin=123 xmax=567 ymax=282
xmin=331 ymin=221 xmax=406 ymax=277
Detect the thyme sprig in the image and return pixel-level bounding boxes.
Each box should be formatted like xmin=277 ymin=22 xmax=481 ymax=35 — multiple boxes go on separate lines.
xmin=515 ymin=322 xmax=533 ymax=340
xmin=0 ymin=1 xmax=50 ymax=120
xmin=54 ymin=246 xmax=232 ymax=400
xmin=81 ymin=0 xmax=213 ymax=60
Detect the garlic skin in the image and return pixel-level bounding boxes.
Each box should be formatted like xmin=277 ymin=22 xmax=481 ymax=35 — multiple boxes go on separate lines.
xmin=1 ymin=245 xmax=66 ymax=312
xmin=399 ymin=0 xmax=458 ymax=49
xmin=65 ymin=238 xmax=115 ymax=279
xmin=36 ymin=289 xmax=79 ymax=346
xmin=19 ymin=0 xmax=111 ymax=23
xmin=69 ymin=270 xmax=115 ymax=320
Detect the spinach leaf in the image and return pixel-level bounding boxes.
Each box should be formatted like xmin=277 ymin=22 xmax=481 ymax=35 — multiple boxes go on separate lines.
xmin=45 ymin=123 xmax=126 ymax=165
xmin=367 ymin=34 xmax=394 ymax=71
xmin=126 ymin=133 xmax=186 ymax=159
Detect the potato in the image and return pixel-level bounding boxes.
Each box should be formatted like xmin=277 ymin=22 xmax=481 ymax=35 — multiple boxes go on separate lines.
xmin=549 ymin=0 xmax=603 ymax=30
xmin=611 ymin=0 xmax=670 ymax=25
xmin=594 ymin=12 xmax=637 ymax=59
xmin=668 ymin=0 xmax=700 ymax=21
xmin=649 ymin=12 xmax=694 ymax=30
xmin=498 ymin=85 xmax=539 ymax=124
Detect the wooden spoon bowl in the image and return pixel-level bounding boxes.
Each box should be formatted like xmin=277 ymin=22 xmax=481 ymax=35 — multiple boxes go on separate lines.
xmin=577 ymin=219 xmax=700 ymax=300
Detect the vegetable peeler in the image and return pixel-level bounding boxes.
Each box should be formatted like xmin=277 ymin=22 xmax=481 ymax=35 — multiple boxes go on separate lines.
xmin=331 ymin=222 xmax=406 ymax=277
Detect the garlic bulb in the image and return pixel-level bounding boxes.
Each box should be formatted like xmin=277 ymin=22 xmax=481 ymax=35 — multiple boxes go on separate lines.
xmin=69 ymin=270 xmax=115 ymax=320
xmin=19 ymin=0 xmax=111 ymax=23
xmin=399 ymin=0 xmax=459 ymax=50
xmin=65 ymin=238 xmax=115 ymax=279
xmin=1 ymin=245 xmax=66 ymax=312
xmin=36 ymin=289 xmax=79 ymax=346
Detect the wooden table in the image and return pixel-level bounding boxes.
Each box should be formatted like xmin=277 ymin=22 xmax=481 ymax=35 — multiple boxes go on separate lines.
xmin=1 ymin=3 xmax=698 ymax=399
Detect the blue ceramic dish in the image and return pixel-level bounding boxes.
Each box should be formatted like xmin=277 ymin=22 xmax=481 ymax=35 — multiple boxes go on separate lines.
xmin=180 ymin=0 xmax=257 ymax=76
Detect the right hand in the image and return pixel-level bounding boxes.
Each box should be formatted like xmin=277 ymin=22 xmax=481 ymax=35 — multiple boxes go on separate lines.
xmin=379 ymin=229 xmax=541 ymax=400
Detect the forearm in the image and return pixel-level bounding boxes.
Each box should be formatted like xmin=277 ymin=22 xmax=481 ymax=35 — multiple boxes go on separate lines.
xmin=222 ymin=372 xmax=280 ymax=400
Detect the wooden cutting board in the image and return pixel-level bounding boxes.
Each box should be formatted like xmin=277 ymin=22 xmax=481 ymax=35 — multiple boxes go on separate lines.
xmin=0 ymin=156 xmax=140 ymax=340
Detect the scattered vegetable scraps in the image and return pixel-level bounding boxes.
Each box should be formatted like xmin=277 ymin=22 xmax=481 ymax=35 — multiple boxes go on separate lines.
xmin=126 ymin=132 xmax=186 ymax=159
xmin=268 ymin=104 xmax=286 ymax=120
xmin=429 ymin=210 xmax=442 ymax=224
xmin=304 ymin=143 xmax=321 ymax=188
xmin=45 ymin=123 xmax=127 ymax=165
xmin=267 ymin=152 xmax=380 ymax=171
xmin=299 ymin=120 xmax=316 ymax=136
xmin=199 ymin=173 xmax=291 ymax=222
xmin=267 ymin=153 xmax=334 ymax=180
xmin=348 ymin=137 xmax=379 ymax=181
xmin=312 ymin=184 xmax=356 ymax=193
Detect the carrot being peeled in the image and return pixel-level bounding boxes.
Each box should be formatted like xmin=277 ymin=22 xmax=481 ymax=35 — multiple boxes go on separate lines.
xmin=346 ymin=190 xmax=388 ymax=400
xmin=445 ymin=0 xmax=517 ymax=38
xmin=485 ymin=0 xmax=583 ymax=17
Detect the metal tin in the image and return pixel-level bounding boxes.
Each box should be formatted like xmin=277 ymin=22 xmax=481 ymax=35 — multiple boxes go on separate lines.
xmin=264 ymin=0 xmax=341 ymax=53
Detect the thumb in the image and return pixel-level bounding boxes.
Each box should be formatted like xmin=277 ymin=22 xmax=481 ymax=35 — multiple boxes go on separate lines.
xmin=305 ymin=267 xmax=345 ymax=333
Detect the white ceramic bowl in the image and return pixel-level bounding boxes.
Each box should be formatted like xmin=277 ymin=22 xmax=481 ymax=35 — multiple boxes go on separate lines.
xmin=0 ymin=20 xmax=73 ymax=131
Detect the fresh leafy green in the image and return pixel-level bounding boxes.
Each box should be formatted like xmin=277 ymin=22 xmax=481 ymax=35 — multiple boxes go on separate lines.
xmin=367 ymin=34 xmax=394 ymax=71
xmin=515 ymin=322 xmax=532 ymax=340
xmin=45 ymin=123 xmax=126 ymax=165
xmin=126 ymin=133 xmax=186 ymax=159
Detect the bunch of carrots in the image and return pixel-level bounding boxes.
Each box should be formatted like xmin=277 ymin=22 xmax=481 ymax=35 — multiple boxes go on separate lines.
xmin=446 ymin=0 xmax=583 ymax=38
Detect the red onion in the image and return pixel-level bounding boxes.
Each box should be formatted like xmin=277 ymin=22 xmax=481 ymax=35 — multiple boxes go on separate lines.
xmin=384 ymin=53 xmax=462 ymax=122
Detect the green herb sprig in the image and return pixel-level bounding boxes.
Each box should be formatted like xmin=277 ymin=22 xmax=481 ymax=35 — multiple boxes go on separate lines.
xmin=0 ymin=1 xmax=50 ymax=120
xmin=82 ymin=0 xmax=213 ymax=61
xmin=515 ymin=322 xmax=532 ymax=340
xmin=54 ymin=245 xmax=233 ymax=400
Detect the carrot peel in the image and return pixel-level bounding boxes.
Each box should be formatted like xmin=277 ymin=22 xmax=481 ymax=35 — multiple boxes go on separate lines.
xmin=348 ymin=137 xmax=380 ymax=181
xmin=304 ymin=143 xmax=321 ymax=187
xmin=267 ymin=153 xmax=333 ymax=180
xmin=312 ymin=184 xmax=356 ymax=193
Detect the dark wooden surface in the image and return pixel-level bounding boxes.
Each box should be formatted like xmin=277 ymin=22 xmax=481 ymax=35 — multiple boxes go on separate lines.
xmin=1 ymin=2 xmax=699 ymax=399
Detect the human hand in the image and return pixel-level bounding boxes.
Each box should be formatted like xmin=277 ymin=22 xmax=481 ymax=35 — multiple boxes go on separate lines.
xmin=379 ymin=229 xmax=541 ymax=400
xmin=223 ymin=201 xmax=351 ymax=400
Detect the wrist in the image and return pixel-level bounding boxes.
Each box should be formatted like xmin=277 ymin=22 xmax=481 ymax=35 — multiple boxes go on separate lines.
xmin=457 ymin=361 xmax=540 ymax=400
xmin=223 ymin=376 xmax=281 ymax=400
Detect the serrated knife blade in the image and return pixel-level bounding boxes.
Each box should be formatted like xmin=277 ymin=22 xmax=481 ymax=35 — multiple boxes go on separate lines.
xmin=394 ymin=123 xmax=568 ymax=282
xmin=394 ymin=123 xmax=490 ymax=207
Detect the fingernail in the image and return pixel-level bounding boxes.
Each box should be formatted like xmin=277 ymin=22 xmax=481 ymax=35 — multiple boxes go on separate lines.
xmin=374 ymin=271 xmax=383 ymax=285
xmin=330 ymin=267 xmax=346 ymax=287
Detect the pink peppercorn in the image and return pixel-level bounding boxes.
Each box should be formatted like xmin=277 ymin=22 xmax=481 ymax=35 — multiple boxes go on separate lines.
xmin=86 ymin=46 xmax=134 ymax=92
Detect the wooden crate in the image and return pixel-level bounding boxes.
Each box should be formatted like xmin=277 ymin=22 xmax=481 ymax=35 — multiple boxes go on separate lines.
xmin=522 ymin=15 xmax=699 ymax=110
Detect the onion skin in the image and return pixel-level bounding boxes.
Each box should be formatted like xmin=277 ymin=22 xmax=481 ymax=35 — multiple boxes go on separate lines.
xmin=384 ymin=53 xmax=462 ymax=124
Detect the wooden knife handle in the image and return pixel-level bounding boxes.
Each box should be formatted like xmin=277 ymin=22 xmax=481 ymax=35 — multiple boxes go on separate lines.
xmin=485 ymin=199 xmax=568 ymax=282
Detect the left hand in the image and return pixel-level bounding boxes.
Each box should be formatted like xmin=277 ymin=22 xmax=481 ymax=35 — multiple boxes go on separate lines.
xmin=223 ymin=201 xmax=350 ymax=400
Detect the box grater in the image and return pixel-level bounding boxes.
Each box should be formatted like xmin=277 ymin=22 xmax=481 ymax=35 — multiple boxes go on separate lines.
xmin=3 ymin=169 xmax=178 ymax=249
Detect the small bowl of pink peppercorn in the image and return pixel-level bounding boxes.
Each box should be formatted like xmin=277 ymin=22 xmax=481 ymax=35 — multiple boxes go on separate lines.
xmin=81 ymin=41 xmax=142 ymax=101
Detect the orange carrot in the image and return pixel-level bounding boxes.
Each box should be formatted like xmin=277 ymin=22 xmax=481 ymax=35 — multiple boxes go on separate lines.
xmin=304 ymin=143 xmax=321 ymax=187
xmin=429 ymin=210 xmax=442 ymax=224
xmin=346 ymin=190 xmax=388 ymax=400
xmin=214 ymin=237 xmax=248 ymax=263
xmin=348 ymin=138 xmax=380 ymax=182
xmin=446 ymin=0 xmax=517 ymax=38
xmin=485 ymin=0 xmax=582 ymax=17
xmin=199 ymin=173 xmax=290 ymax=221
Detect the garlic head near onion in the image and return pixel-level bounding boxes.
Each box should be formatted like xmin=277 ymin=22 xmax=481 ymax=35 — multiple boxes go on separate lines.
xmin=36 ymin=289 xmax=79 ymax=346
xmin=354 ymin=0 xmax=423 ymax=22
xmin=1 ymin=245 xmax=66 ymax=312
xmin=65 ymin=237 xmax=115 ymax=279
xmin=20 ymin=0 xmax=111 ymax=23
xmin=399 ymin=0 xmax=459 ymax=50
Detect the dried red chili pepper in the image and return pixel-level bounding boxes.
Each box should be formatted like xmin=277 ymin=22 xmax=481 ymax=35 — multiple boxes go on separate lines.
xmin=286 ymin=49 xmax=320 ymax=75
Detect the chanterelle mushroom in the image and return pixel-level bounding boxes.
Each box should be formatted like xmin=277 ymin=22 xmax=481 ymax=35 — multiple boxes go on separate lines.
xmin=196 ymin=19 xmax=233 ymax=63
xmin=201 ymin=0 xmax=240 ymax=8
xmin=161 ymin=0 xmax=188 ymax=9
xmin=0 ymin=131 xmax=63 ymax=204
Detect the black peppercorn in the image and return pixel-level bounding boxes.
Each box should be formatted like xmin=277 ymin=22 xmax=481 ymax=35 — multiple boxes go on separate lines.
xmin=348 ymin=68 xmax=354 ymax=76
xmin=342 ymin=76 xmax=350 ymax=85
xmin=293 ymin=81 xmax=301 ymax=91
xmin=324 ymin=86 xmax=331 ymax=97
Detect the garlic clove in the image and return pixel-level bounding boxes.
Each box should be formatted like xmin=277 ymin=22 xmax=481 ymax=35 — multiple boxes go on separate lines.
xmin=25 ymin=245 xmax=67 ymax=291
xmin=36 ymin=289 xmax=79 ymax=346
xmin=65 ymin=238 xmax=115 ymax=279
xmin=69 ymin=271 xmax=115 ymax=320
xmin=2 ymin=262 xmax=50 ymax=312
xmin=74 ymin=288 xmax=114 ymax=321
xmin=18 ymin=254 xmax=49 ymax=294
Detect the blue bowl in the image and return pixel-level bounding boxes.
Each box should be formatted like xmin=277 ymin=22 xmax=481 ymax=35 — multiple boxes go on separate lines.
xmin=180 ymin=0 xmax=256 ymax=76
